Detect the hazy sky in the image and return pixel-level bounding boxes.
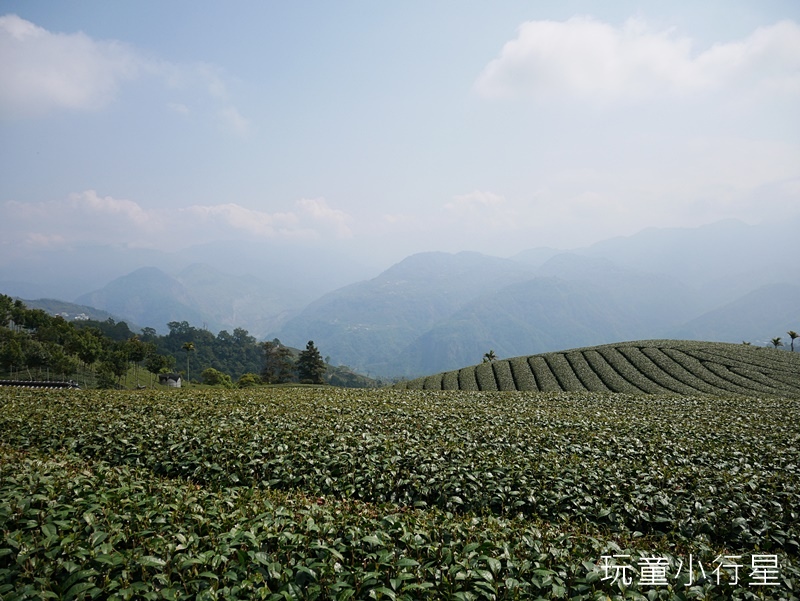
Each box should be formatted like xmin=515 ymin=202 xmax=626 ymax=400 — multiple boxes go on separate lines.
xmin=1 ymin=1 xmax=798 ymax=269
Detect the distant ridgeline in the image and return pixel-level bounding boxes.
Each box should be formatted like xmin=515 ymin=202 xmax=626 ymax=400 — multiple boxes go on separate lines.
xmin=395 ymin=340 xmax=800 ymax=397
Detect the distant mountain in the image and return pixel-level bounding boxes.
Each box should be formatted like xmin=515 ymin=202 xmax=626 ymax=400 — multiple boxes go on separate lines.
xmin=16 ymin=298 xmax=123 ymax=324
xmin=175 ymin=263 xmax=305 ymax=337
xmin=581 ymin=217 xmax=800 ymax=309
xmin=273 ymin=252 xmax=539 ymax=374
xmin=393 ymin=277 xmax=634 ymax=376
xmin=509 ymin=246 xmax=563 ymax=268
xmin=5 ymin=217 xmax=797 ymax=377
xmin=535 ymin=253 xmax=701 ymax=330
xmin=273 ymin=218 xmax=799 ymax=378
xmin=0 ymin=245 xmax=174 ymax=301
xmin=76 ymin=267 xmax=207 ymax=333
xmin=669 ymin=283 xmax=800 ymax=345
xmin=74 ymin=264 xmax=308 ymax=337
xmin=392 ymin=256 xmax=702 ymax=376
xmin=273 ymin=251 xmax=709 ymax=378
xmin=0 ymin=238 xmax=376 ymax=310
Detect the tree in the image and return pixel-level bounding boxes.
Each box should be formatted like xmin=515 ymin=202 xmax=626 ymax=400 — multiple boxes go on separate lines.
xmin=771 ymin=337 xmax=783 ymax=349
xmin=237 ymin=373 xmax=261 ymax=388
xmin=74 ymin=329 xmax=104 ymax=370
xmin=140 ymin=327 xmax=158 ymax=341
xmin=262 ymin=340 xmax=294 ymax=384
xmin=145 ymin=352 xmax=174 ymax=387
xmin=0 ymin=294 xmax=13 ymax=327
xmin=0 ymin=335 xmax=24 ymax=377
xmin=296 ymin=340 xmax=326 ymax=384
xmin=182 ymin=341 xmax=195 ymax=383
xmin=788 ymin=331 xmax=798 ymax=352
xmin=483 ymin=350 xmax=497 ymax=363
xmin=102 ymin=348 xmax=129 ymax=385
xmin=168 ymin=321 xmax=193 ymax=339
xmin=201 ymin=367 xmax=233 ymax=387
xmin=125 ymin=337 xmax=148 ymax=387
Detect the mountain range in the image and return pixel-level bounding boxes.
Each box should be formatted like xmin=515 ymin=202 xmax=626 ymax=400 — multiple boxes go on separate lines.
xmin=3 ymin=217 xmax=798 ymax=378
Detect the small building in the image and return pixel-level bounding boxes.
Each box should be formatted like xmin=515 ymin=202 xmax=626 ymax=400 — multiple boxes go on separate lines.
xmin=158 ymin=373 xmax=182 ymax=388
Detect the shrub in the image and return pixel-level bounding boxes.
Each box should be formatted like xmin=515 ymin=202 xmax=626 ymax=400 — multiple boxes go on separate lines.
xmin=237 ymin=372 xmax=261 ymax=388
xmin=201 ymin=367 xmax=233 ymax=387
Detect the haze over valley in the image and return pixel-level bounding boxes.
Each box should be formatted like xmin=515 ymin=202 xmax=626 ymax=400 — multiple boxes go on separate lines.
xmin=4 ymin=216 xmax=797 ymax=378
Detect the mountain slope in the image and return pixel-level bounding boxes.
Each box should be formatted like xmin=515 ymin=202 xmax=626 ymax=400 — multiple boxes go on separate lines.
xmin=669 ymin=283 xmax=800 ymax=344
xmin=278 ymin=250 xmax=708 ymax=378
xmin=73 ymin=264 xmax=308 ymax=336
xmin=273 ymin=251 xmax=538 ymax=373
xmin=393 ymin=276 xmax=634 ymax=377
xmin=75 ymin=267 xmax=206 ymax=332
xmin=581 ymin=217 xmax=800 ymax=309
xmin=396 ymin=340 xmax=800 ymax=397
xmin=175 ymin=263 xmax=304 ymax=337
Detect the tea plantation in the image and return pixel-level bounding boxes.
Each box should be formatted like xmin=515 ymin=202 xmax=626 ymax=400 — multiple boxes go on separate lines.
xmin=396 ymin=340 xmax=800 ymax=396
xmin=1 ymin=376 xmax=799 ymax=598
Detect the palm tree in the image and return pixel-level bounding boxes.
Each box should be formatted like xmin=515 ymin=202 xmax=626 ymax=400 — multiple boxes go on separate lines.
xmin=788 ymin=331 xmax=798 ymax=352
xmin=182 ymin=341 xmax=195 ymax=384
xmin=483 ymin=350 xmax=497 ymax=363
xmin=770 ymin=337 xmax=783 ymax=349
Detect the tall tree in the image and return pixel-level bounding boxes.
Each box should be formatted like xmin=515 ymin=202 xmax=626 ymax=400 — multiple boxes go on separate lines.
xmin=262 ymin=340 xmax=294 ymax=384
xmin=788 ymin=330 xmax=798 ymax=352
xmin=182 ymin=341 xmax=195 ymax=383
xmin=483 ymin=350 xmax=497 ymax=363
xmin=296 ymin=340 xmax=326 ymax=384
xmin=125 ymin=337 xmax=148 ymax=387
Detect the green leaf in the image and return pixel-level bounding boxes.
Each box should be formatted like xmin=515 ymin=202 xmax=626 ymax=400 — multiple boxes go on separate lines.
xmin=362 ymin=535 xmax=382 ymax=546
xmin=139 ymin=555 xmax=167 ymax=568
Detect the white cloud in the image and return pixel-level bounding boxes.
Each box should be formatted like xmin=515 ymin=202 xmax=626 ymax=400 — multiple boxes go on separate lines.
xmin=475 ymin=17 xmax=800 ymax=103
xmin=0 ymin=14 xmax=142 ymax=116
xmin=445 ymin=190 xmax=506 ymax=211
xmin=218 ymin=106 xmax=251 ymax=137
xmin=69 ymin=190 xmax=151 ymax=226
xmin=182 ymin=203 xmax=300 ymax=238
xmin=0 ymin=13 xmax=252 ymax=127
xmin=0 ymin=192 xmax=355 ymax=250
xmin=296 ymin=198 xmax=353 ymax=238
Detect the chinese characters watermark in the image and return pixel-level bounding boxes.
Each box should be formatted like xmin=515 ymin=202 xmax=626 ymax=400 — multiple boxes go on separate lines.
xmin=598 ymin=553 xmax=780 ymax=588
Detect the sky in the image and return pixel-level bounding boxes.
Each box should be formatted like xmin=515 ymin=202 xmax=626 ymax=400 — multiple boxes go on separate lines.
xmin=1 ymin=1 xmax=799 ymax=272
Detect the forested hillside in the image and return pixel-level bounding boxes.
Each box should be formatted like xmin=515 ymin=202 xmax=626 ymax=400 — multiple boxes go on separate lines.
xmin=0 ymin=295 xmax=376 ymax=388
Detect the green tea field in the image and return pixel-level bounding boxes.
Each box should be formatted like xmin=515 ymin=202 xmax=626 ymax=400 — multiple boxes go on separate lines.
xmin=396 ymin=341 xmax=800 ymax=396
xmin=2 ymin=385 xmax=799 ymax=599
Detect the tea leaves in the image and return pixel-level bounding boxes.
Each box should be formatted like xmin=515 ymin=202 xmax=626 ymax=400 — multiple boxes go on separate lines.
xmin=1 ymin=386 xmax=799 ymax=599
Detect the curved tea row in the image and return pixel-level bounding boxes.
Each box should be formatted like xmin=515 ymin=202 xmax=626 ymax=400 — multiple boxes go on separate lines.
xmin=396 ymin=340 xmax=800 ymax=396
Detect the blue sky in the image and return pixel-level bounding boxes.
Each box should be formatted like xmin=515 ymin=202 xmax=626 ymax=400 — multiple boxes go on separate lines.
xmin=1 ymin=1 xmax=799 ymax=270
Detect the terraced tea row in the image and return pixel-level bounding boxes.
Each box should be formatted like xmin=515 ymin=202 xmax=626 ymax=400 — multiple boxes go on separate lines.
xmin=397 ymin=340 xmax=800 ymax=395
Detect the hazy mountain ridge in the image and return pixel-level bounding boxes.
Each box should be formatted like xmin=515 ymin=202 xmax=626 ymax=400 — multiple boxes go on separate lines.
xmin=274 ymin=219 xmax=800 ymax=377
xmin=670 ymin=283 xmax=800 ymax=346
xmin=4 ymin=218 xmax=798 ymax=378
xmin=74 ymin=264 xmax=305 ymax=338
xmin=274 ymin=252 xmax=540 ymax=373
